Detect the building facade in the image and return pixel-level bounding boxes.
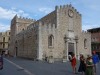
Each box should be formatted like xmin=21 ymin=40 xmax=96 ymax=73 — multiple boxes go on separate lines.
xmin=88 ymin=28 xmax=100 ymax=56
xmin=0 ymin=30 xmax=10 ymax=53
xmin=9 ymin=4 xmax=91 ymax=61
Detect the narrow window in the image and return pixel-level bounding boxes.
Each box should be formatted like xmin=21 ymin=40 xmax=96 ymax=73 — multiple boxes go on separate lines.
xmin=9 ymin=37 xmax=10 ymax=41
xmin=84 ymin=39 xmax=87 ymax=49
xmin=3 ymin=37 xmax=5 ymax=42
xmin=9 ymin=32 xmax=10 ymax=35
xmin=48 ymin=35 xmax=54 ymax=48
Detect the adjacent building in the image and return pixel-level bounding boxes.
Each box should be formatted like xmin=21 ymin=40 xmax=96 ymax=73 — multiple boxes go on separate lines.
xmin=9 ymin=4 xmax=91 ymax=61
xmin=0 ymin=30 xmax=10 ymax=53
xmin=88 ymin=27 xmax=100 ymax=56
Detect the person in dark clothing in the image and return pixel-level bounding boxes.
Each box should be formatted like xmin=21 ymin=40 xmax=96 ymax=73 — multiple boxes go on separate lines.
xmin=0 ymin=54 xmax=3 ymax=70
xmin=78 ymin=54 xmax=86 ymax=75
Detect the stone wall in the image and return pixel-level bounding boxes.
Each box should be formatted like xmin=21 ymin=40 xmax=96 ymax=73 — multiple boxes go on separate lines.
xmin=79 ymin=31 xmax=91 ymax=57
xmin=16 ymin=22 xmax=39 ymax=59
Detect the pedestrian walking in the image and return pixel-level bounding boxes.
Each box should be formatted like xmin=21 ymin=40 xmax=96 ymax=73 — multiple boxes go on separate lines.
xmin=70 ymin=53 xmax=77 ymax=74
xmin=85 ymin=55 xmax=93 ymax=75
xmin=78 ymin=54 xmax=86 ymax=75
xmin=92 ymin=51 xmax=99 ymax=74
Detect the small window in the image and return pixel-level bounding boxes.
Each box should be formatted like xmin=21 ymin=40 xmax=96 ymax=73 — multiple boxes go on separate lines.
xmin=9 ymin=32 xmax=10 ymax=35
xmin=9 ymin=37 xmax=10 ymax=41
xmin=3 ymin=37 xmax=5 ymax=42
xmin=84 ymin=39 xmax=87 ymax=49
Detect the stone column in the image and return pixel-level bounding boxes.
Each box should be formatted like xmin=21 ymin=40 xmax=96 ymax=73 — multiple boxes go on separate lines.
xmin=63 ymin=35 xmax=69 ymax=62
xmin=37 ymin=22 xmax=43 ymax=60
xmin=66 ymin=41 xmax=69 ymax=60
xmin=75 ymin=36 xmax=78 ymax=59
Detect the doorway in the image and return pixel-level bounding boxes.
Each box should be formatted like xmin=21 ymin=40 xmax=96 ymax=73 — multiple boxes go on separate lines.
xmin=68 ymin=43 xmax=74 ymax=56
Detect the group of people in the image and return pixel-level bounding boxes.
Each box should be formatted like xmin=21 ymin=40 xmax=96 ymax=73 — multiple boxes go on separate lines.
xmin=69 ymin=51 xmax=99 ymax=75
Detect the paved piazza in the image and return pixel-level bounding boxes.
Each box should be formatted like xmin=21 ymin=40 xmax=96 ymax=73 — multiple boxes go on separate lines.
xmin=1 ymin=57 xmax=100 ymax=75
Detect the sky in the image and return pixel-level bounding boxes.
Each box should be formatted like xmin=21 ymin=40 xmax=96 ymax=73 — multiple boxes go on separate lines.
xmin=0 ymin=0 xmax=100 ymax=32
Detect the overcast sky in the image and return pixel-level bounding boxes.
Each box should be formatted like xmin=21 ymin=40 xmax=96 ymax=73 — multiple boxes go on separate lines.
xmin=0 ymin=0 xmax=100 ymax=32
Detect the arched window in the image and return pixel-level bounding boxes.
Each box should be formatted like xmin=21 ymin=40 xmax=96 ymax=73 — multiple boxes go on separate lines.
xmin=48 ymin=35 xmax=54 ymax=47
xmin=84 ymin=39 xmax=87 ymax=49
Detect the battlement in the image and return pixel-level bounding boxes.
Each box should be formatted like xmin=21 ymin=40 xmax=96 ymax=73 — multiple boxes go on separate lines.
xmin=18 ymin=16 xmax=35 ymax=21
xmin=12 ymin=15 xmax=36 ymax=23
xmin=55 ymin=4 xmax=81 ymax=16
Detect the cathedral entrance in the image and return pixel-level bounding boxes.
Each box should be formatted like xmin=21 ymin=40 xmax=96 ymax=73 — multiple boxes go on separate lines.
xmin=68 ymin=43 xmax=74 ymax=56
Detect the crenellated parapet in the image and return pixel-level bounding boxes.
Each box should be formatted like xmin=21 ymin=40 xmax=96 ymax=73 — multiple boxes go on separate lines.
xmin=55 ymin=4 xmax=81 ymax=16
xmin=16 ymin=16 xmax=36 ymax=24
xmin=18 ymin=16 xmax=36 ymax=22
xmin=11 ymin=15 xmax=36 ymax=24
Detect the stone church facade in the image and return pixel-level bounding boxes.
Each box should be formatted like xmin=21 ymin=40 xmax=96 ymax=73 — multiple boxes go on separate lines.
xmin=9 ymin=4 xmax=91 ymax=61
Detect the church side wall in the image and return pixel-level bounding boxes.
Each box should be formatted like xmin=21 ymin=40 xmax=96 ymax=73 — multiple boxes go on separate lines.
xmin=37 ymin=11 xmax=59 ymax=60
xmin=16 ymin=24 xmax=38 ymax=59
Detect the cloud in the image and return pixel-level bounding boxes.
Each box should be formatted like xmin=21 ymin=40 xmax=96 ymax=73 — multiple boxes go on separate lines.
xmin=38 ymin=7 xmax=53 ymax=14
xmin=82 ymin=24 xmax=100 ymax=31
xmin=0 ymin=23 xmax=10 ymax=32
xmin=0 ymin=7 xmax=30 ymax=20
